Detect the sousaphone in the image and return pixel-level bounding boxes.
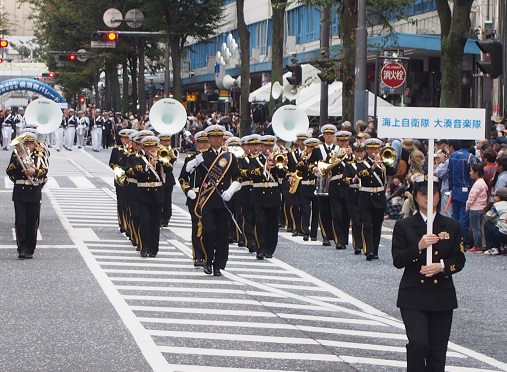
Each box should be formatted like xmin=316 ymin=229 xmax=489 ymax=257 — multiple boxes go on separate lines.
xmin=271 ymin=105 xmax=309 ymax=141
xmin=24 ymin=98 xmax=63 ymax=134
xmin=149 ymin=98 xmax=187 ymax=135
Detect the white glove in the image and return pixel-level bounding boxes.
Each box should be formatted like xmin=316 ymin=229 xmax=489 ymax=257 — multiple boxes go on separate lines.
xmin=187 ymin=190 xmax=197 ymax=200
xmin=195 ymin=153 xmax=204 ymax=165
xmin=222 ymin=181 xmax=242 ymax=201
xmin=185 ymin=153 xmax=205 ymax=173
xmin=222 ymin=189 xmax=233 ymax=202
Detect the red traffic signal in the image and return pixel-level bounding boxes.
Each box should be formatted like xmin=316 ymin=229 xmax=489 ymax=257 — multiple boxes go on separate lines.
xmin=59 ymin=53 xmax=77 ymax=61
xmin=0 ymin=40 xmax=8 ymax=48
xmin=42 ymin=72 xmax=55 ymax=78
xmin=476 ymin=39 xmax=503 ymax=79
xmin=91 ymin=31 xmax=118 ymax=42
xmin=79 ymin=97 xmax=85 ymax=103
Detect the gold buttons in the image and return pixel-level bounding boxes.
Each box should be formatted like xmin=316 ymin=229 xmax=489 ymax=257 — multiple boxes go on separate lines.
xmin=434 ymin=251 xmax=439 ymax=255
xmin=420 ymin=279 xmax=425 ymax=284
xmin=434 ymin=279 xmax=438 ymax=284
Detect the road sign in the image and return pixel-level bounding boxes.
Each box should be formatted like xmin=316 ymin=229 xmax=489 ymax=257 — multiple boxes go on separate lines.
xmin=91 ymin=41 xmax=116 ymax=49
xmin=380 ymin=62 xmax=406 ymax=89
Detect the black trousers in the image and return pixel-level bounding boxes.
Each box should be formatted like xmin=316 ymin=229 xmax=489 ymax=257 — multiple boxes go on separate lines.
xmin=116 ymin=185 xmax=128 ymax=231
xmin=318 ymin=195 xmax=334 ymax=241
xmin=138 ymin=202 xmax=162 ymax=255
xmin=286 ymin=191 xmax=301 ymax=233
xmin=358 ymin=197 xmax=384 ymax=256
xmin=300 ymin=185 xmax=318 ymax=238
xmin=254 ymin=205 xmax=279 ymax=256
xmin=161 ymin=184 xmax=174 ymax=225
xmin=187 ymin=200 xmax=204 ymax=260
xmin=330 ymin=195 xmax=350 ymax=246
xmin=346 ymin=198 xmax=363 ymax=250
xmin=401 ymin=309 xmax=453 ymax=372
xmin=239 ymin=189 xmax=256 ymax=250
xmin=14 ymin=200 xmax=41 ymax=255
xmin=201 ymin=206 xmax=230 ymax=269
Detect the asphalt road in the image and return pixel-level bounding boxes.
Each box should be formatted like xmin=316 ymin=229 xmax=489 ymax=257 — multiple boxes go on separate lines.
xmin=0 ymin=145 xmax=506 ymax=372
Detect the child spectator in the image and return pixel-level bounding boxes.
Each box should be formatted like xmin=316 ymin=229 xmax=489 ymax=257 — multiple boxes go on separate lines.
xmin=466 ymin=163 xmax=489 ymax=252
xmin=483 ymin=186 xmax=507 ymax=255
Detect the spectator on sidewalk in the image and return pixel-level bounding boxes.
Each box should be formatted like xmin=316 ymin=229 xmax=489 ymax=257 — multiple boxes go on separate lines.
xmin=465 ymin=163 xmax=489 ymax=253
xmin=483 ymin=187 xmax=507 ymax=255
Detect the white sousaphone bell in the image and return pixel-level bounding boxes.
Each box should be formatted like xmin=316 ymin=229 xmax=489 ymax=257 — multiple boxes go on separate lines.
xmin=271 ymin=104 xmax=309 ymax=141
xmin=24 ymin=98 xmax=63 ymax=134
xmin=149 ymin=98 xmax=188 ymax=135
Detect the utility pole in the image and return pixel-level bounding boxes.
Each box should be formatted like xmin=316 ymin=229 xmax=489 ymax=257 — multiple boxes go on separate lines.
xmin=354 ymin=0 xmax=368 ymax=124
xmin=319 ymin=5 xmax=331 ymax=128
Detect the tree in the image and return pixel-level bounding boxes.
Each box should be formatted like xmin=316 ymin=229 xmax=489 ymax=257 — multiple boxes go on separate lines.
xmin=270 ymin=0 xmax=289 ymax=116
xmin=436 ymin=0 xmax=474 ymax=107
xmin=236 ymin=0 xmax=251 ymax=136
xmin=142 ymin=0 xmax=226 ymax=104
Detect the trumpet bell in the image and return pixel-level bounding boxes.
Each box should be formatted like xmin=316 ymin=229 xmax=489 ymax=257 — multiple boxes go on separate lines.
xmin=24 ymin=98 xmax=63 ymax=134
xmin=271 ymin=105 xmax=309 ymax=141
xmin=380 ymin=146 xmax=397 ymax=165
xmin=149 ymin=98 xmax=187 ymax=135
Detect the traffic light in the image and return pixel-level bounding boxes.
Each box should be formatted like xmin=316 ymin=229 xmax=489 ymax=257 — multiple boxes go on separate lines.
xmin=317 ymin=60 xmax=336 ymax=85
xmin=286 ymin=64 xmax=302 ymax=85
xmin=79 ymin=97 xmax=85 ymax=104
xmin=0 ymin=40 xmax=8 ymax=48
xmin=42 ymin=72 xmax=55 ymax=78
xmin=59 ymin=53 xmax=77 ymax=62
xmin=476 ymin=39 xmax=503 ymax=79
xmin=91 ymin=31 xmax=119 ymax=42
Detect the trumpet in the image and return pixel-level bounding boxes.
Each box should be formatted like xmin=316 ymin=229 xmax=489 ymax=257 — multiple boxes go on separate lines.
xmin=379 ymin=146 xmax=397 ymax=165
xmin=317 ymin=147 xmax=348 ymax=177
xmin=272 ymin=147 xmax=288 ymax=169
xmin=157 ymin=145 xmax=177 ymax=166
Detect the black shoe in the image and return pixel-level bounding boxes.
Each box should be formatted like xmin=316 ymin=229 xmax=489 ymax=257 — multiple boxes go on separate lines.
xmin=18 ymin=252 xmax=27 ymax=259
xmin=160 ymin=223 xmax=168 ymax=228
xmin=311 ymin=237 xmax=317 ymax=241
xmin=287 ymin=227 xmax=294 ymax=233
xmin=264 ymin=253 xmax=273 ymax=258
xmin=248 ymin=247 xmax=257 ymax=253
xmin=140 ymin=251 xmax=148 ymax=257
xmin=148 ymin=253 xmax=157 ymax=258
xmin=336 ymin=244 xmax=346 ymax=250
xmin=373 ymin=254 xmax=379 ymax=259
xmin=194 ymin=258 xmax=205 ymax=267
xmin=256 ymin=252 xmax=265 ymax=260
xmin=25 ymin=254 xmax=33 ymax=259
xmin=213 ymin=268 xmax=222 ymax=276
xmin=237 ymin=241 xmax=245 ymax=247
xmin=303 ymin=235 xmax=309 ymax=241
xmin=322 ymin=239 xmax=331 ymax=246
xmin=292 ymin=231 xmax=299 ymax=237
xmin=136 ymin=246 xmax=141 ymax=251
xmin=366 ymin=253 xmax=374 ymax=261
xmin=204 ymin=265 xmax=212 ymax=275
xmin=354 ymin=248 xmax=362 ymax=255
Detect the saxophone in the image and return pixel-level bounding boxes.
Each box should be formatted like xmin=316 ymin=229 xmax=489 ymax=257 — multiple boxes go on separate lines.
xmin=289 ymin=170 xmax=302 ymax=194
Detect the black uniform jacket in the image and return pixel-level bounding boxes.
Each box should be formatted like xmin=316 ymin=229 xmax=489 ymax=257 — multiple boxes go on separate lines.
xmin=126 ymin=151 xmax=165 ymax=205
xmin=392 ymin=212 xmax=466 ymax=311
xmin=248 ymin=154 xmax=285 ymax=208
xmin=6 ymin=149 xmax=48 ymax=203
xmin=195 ymin=148 xmax=241 ymax=209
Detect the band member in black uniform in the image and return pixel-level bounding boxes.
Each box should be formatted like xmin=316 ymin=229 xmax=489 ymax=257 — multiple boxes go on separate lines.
xmin=224 ymin=136 xmax=244 ymax=244
xmin=193 ymin=125 xmax=242 ymax=276
xmin=343 ymin=142 xmax=366 ymax=255
xmin=392 ymin=175 xmax=465 ymax=372
xmin=296 ymin=137 xmax=320 ymax=241
xmin=249 ymin=135 xmax=286 ymax=259
xmin=109 ymin=129 xmax=133 ymax=234
xmin=330 ymin=130 xmax=353 ymax=249
xmin=315 ymin=124 xmax=337 ymax=247
xmin=179 ymin=131 xmax=209 ymax=266
xmin=158 ymin=133 xmax=177 ymax=227
xmin=286 ymin=133 xmax=308 ymax=236
xmin=102 ymin=111 xmax=114 ymax=149
xmin=6 ymin=132 xmax=49 ymax=259
xmin=357 ymin=138 xmax=395 ymax=260
xmin=237 ymin=134 xmax=260 ymax=253
xmin=126 ymin=135 xmax=168 ymax=257
xmin=124 ymin=131 xmax=141 ymax=249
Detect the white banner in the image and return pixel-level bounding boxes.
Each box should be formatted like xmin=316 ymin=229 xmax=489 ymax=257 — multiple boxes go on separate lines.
xmin=377 ymin=107 xmax=485 ymax=140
